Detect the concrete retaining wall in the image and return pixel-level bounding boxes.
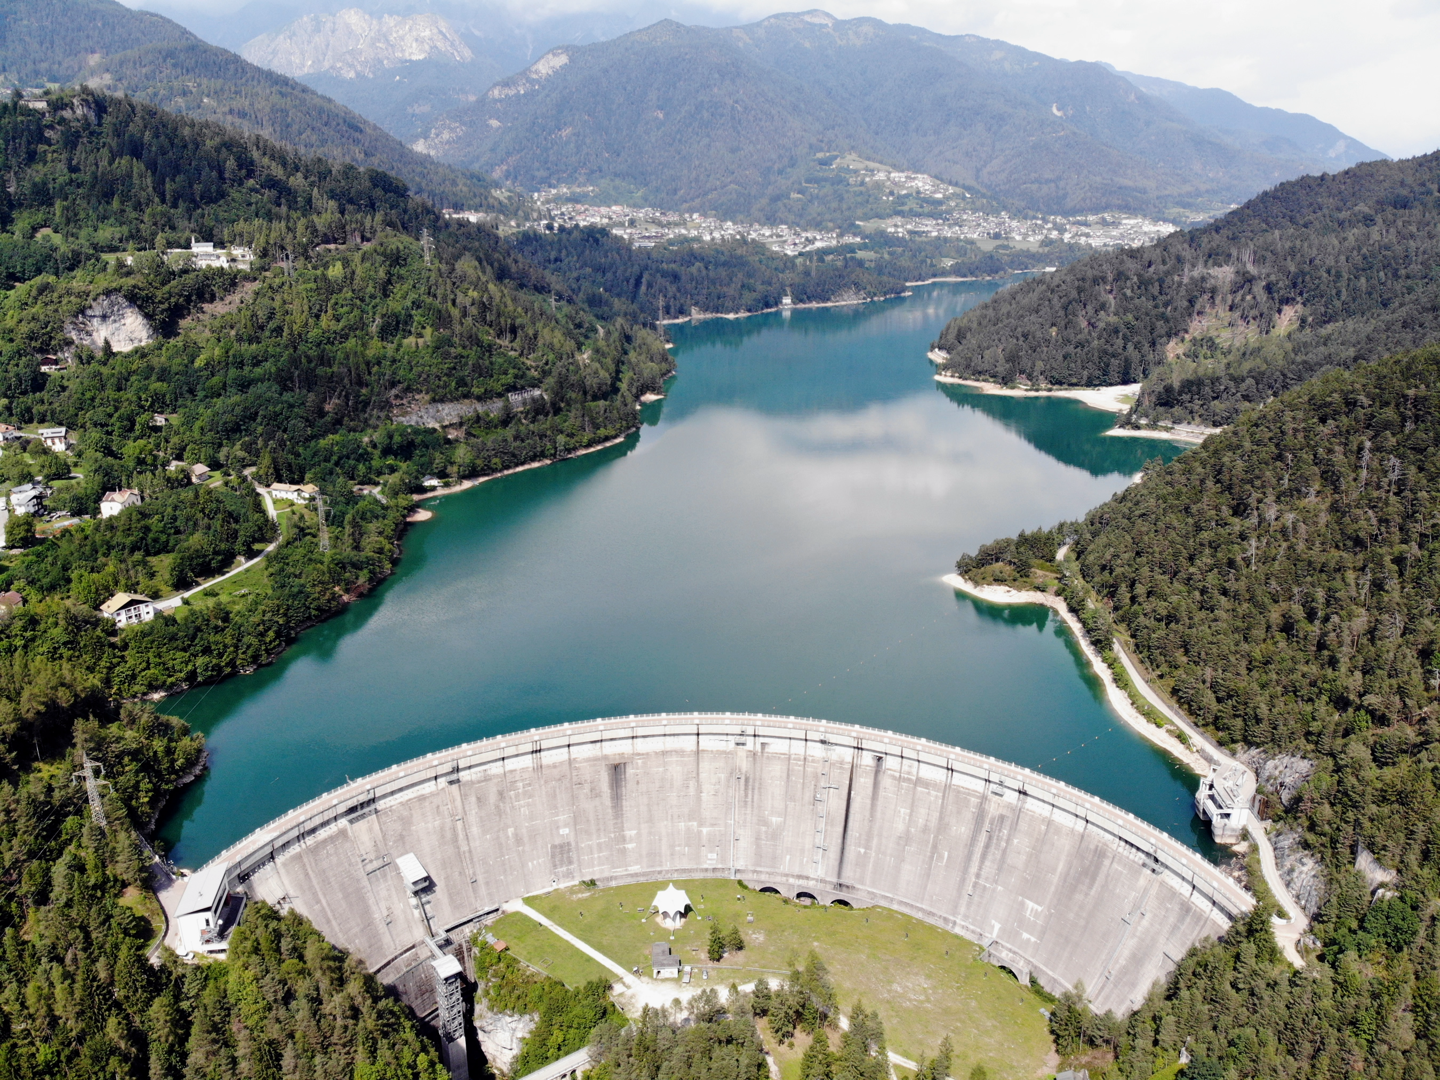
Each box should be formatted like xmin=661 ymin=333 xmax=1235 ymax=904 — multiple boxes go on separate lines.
xmin=208 ymin=714 xmax=1252 ymax=1015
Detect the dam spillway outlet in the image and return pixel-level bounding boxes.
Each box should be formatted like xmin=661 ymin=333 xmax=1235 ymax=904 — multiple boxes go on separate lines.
xmin=200 ymin=714 xmax=1253 ymax=1016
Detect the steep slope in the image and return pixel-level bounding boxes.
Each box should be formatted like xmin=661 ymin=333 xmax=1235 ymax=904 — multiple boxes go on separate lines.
xmin=0 ymin=0 xmax=501 ymax=209
xmin=1115 ymin=68 xmax=1386 ymax=173
xmin=0 ymin=85 xmax=675 ymax=1078
xmin=957 ymin=345 xmax=1440 ymax=1079
xmin=931 ymin=152 xmax=1440 ymax=422
xmin=414 ymin=10 xmax=1376 ymax=220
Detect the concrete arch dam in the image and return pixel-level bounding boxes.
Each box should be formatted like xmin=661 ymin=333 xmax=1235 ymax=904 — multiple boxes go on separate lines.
xmin=209 ymin=714 xmax=1252 ymax=1015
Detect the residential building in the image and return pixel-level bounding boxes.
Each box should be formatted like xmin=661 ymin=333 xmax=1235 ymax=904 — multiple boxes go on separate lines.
xmin=0 ymin=591 xmax=24 ymax=613
xmin=38 ymin=426 xmax=69 ymax=452
xmin=99 ymin=592 xmax=157 ymax=627
xmin=100 ymin=489 xmax=142 ymax=518
xmin=167 ymin=238 xmax=254 ymax=271
xmin=151 ymin=414 xmax=169 ymax=427
xmin=189 ymin=463 xmax=211 ymax=484
xmin=269 ymin=482 xmax=319 ymax=503
xmin=9 ymin=482 xmax=49 ymax=515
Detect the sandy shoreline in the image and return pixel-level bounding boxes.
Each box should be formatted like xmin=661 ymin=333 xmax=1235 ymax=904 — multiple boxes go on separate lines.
xmin=942 ymin=573 xmax=1210 ymax=775
xmin=1105 ymin=424 xmax=1220 ymax=445
xmin=933 ymin=373 xmax=1141 ymax=414
xmin=945 ymin=571 xmax=1312 ymax=959
xmin=413 ymin=433 xmax=633 ymax=505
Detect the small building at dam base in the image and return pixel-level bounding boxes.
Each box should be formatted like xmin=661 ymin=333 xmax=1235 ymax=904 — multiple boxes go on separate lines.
xmin=182 ymin=713 xmax=1253 ymax=1020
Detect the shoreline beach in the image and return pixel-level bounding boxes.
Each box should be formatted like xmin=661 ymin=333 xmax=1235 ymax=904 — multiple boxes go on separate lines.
xmin=413 ymin=432 xmax=635 ymax=505
xmin=943 ymin=572 xmax=1210 ymax=775
xmin=945 ymin=570 xmax=1311 ymax=961
xmin=933 ymin=372 xmax=1141 ymax=414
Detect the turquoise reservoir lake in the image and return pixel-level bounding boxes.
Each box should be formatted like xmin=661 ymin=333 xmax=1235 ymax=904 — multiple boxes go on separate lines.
xmin=161 ymin=281 xmax=1207 ymax=865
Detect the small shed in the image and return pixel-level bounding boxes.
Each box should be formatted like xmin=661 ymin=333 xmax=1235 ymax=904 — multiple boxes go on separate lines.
xmin=652 ymin=883 xmax=691 ymax=928
xmin=396 ymin=852 xmax=431 ymax=893
xmin=651 ymin=942 xmax=682 ymax=978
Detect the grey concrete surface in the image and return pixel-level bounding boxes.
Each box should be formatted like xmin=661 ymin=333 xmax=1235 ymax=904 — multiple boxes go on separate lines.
xmin=205 ymin=714 xmax=1253 ymax=1015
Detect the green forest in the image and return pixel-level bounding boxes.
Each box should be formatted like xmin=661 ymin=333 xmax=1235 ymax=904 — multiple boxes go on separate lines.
xmin=0 ymin=0 xmax=500 ymax=210
xmin=511 ymin=225 xmax=1086 ymax=322
xmin=957 ymin=345 xmax=1440 ymax=1078
xmin=0 ymin=86 xmax=677 ymax=1078
xmin=932 ymin=153 xmax=1440 ymax=427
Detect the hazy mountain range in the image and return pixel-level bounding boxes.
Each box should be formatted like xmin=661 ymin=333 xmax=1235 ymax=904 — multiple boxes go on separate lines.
xmin=402 ymin=11 xmax=1384 ymax=219
xmin=1 ymin=0 xmax=1385 ymax=224
xmin=0 ymin=0 xmax=502 ymax=208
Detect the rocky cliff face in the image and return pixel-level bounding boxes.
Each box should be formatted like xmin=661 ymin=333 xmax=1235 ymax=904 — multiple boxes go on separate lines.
xmin=242 ymin=10 xmax=473 ymax=79
xmin=64 ymin=294 xmax=155 ymax=355
xmin=472 ymin=1000 xmax=536 ymax=1077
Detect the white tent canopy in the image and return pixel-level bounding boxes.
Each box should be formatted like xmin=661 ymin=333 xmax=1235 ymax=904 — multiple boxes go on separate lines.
xmin=652 ymin=883 xmax=691 ymax=927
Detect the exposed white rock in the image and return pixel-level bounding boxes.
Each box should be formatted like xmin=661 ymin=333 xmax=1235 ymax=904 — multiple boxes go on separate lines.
xmin=473 ymin=1000 xmax=537 ymax=1077
xmin=242 ymin=10 xmax=473 ymax=80
xmin=486 ymin=49 xmax=569 ymax=100
xmin=64 ymin=294 xmax=155 ymax=356
xmin=1235 ymin=745 xmax=1316 ymax=808
xmin=1355 ymin=844 xmax=1398 ymax=893
xmin=1271 ymin=828 xmax=1326 ymax=917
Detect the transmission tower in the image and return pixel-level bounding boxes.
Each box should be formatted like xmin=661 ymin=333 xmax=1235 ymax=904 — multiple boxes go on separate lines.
xmin=421 ymin=227 xmax=434 ymax=267
xmin=72 ymin=751 xmax=109 ymax=830
xmin=316 ymin=492 xmax=330 ymax=552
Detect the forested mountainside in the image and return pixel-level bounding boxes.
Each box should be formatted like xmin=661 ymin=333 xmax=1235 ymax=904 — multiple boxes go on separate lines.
xmin=512 ymin=226 xmax=908 ymax=320
xmin=0 ymin=0 xmax=501 ymax=210
xmin=0 ymin=88 xmax=671 ymax=1077
xmin=957 ymin=346 xmax=1440 ymax=1078
xmin=1113 ymin=68 xmax=1382 ymax=173
xmin=933 ymin=152 xmax=1440 ymax=426
xmin=414 ymin=11 xmax=1377 ymax=222
xmin=511 ymin=226 xmax=1094 ymax=321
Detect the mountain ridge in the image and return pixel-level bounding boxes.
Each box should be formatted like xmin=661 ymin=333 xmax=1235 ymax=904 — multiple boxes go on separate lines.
xmin=931 ymin=150 xmax=1440 ymax=425
xmin=241 ymin=9 xmax=474 ymax=79
xmin=410 ymin=9 xmax=1383 ymax=221
xmin=0 ymin=0 xmax=502 ymax=209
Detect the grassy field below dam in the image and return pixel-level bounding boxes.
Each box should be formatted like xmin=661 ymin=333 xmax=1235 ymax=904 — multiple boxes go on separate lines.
xmin=520 ymin=879 xmax=1055 ymax=1080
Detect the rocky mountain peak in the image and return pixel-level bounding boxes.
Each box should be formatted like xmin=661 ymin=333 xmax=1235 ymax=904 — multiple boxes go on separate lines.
xmin=242 ymin=9 xmax=473 ymax=80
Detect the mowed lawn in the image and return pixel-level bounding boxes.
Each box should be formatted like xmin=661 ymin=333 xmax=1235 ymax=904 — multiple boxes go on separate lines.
xmin=486 ymin=911 xmax=614 ymax=987
xmin=526 ymin=879 xmax=1053 ymax=1080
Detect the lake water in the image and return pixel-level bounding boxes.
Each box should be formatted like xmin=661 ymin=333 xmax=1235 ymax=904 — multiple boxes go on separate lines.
xmin=160 ymin=281 xmax=1210 ymax=866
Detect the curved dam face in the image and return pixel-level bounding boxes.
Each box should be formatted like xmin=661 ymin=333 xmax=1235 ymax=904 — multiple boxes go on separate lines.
xmin=207 ymin=714 xmax=1252 ymax=1015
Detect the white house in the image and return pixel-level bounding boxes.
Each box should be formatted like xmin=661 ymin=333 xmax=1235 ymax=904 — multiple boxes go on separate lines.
xmin=269 ymin=482 xmax=319 ymax=503
xmin=99 ymin=592 xmax=157 ymax=627
xmin=38 ymin=426 xmax=68 ymax=452
xmin=167 ymin=238 xmax=254 ymax=271
xmin=100 ymin=489 xmax=142 ymax=518
xmin=9 ymin=482 xmax=49 ymax=516
xmin=652 ymin=884 xmax=691 ymax=929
